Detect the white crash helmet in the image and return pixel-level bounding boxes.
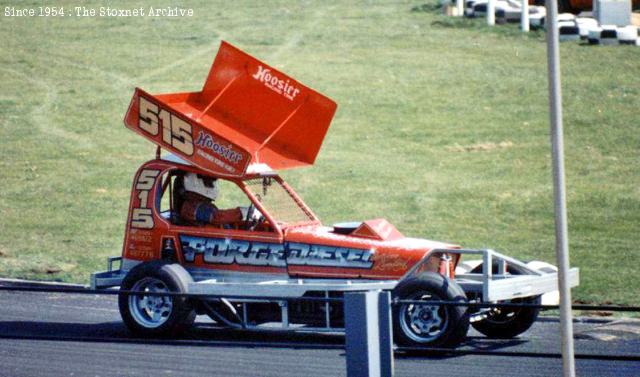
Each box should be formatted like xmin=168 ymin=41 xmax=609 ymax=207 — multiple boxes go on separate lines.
xmin=183 ymin=173 xmax=219 ymax=200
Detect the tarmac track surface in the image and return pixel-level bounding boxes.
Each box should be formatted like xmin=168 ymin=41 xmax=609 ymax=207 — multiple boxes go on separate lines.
xmin=0 ymin=288 xmax=638 ymax=377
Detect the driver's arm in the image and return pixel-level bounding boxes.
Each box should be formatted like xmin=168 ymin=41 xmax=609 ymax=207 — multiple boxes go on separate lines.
xmin=181 ymin=197 xmax=243 ymax=224
xmin=212 ymin=208 xmax=243 ymax=224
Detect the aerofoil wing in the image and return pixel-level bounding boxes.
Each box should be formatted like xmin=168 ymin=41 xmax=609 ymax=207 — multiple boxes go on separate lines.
xmin=124 ymin=41 xmax=337 ymax=177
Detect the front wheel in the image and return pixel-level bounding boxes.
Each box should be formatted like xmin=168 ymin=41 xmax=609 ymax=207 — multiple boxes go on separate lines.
xmin=392 ymin=272 xmax=470 ymax=348
xmin=118 ymin=261 xmax=196 ymax=337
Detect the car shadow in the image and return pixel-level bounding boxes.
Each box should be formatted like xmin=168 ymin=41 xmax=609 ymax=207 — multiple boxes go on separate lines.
xmin=395 ymin=336 xmax=531 ymax=359
xmin=0 ymin=320 xmax=344 ymax=350
xmin=0 ymin=320 xmax=532 ymax=356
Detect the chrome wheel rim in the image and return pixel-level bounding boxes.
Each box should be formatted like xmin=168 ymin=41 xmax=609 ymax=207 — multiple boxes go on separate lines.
xmin=399 ymin=292 xmax=448 ymax=343
xmin=128 ymin=277 xmax=173 ymax=328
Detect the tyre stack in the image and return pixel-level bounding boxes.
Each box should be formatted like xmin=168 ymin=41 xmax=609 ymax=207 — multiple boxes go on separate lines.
xmin=534 ymin=13 xmax=640 ymax=46
xmin=465 ymin=0 xmax=545 ymax=21
xmin=586 ymin=24 xmax=640 ymax=45
xmin=559 ymin=19 xmax=580 ymax=41
xmin=618 ymin=26 xmax=640 ymax=45
xmin=452 ymin=0 xmax=640 ymax=47
xmin=576 ymin=17 xmax=599 ymax=39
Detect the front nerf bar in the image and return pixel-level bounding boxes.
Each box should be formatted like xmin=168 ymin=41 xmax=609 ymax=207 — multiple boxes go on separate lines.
xmin=435 ymin=248 xmax=580 ymax=302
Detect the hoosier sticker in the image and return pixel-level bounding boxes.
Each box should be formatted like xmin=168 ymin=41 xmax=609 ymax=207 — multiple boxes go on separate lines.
xmin=252 ymin=65 xmax=301 ymax=101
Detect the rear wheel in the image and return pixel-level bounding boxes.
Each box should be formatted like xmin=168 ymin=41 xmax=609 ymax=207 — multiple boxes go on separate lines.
xmin=119 ymin=261 xmax=196 ymax=337
xmin=393 ymin=272 xmax=470 ymax=348
xmin=470 ymin=263 xmax=541 ymax=338
xmin=472 ymin=295 xmax=541 ymax=338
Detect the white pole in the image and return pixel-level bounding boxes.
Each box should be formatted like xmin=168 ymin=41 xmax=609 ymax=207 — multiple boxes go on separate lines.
xmin=344 ymin=291 xmax=394 ymax=377
xmin=521 ymin=0 xmax=530 ymax=31
xmin=487 ymin=0 xmax=496 ymax=25
xmin=544 ymin=0 xmax=576 ymax=376
xmin=457 ymin=0 xmax=464 ymax=16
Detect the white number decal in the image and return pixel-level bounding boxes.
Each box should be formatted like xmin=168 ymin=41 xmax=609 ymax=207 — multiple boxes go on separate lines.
xmin=159 ymin=110 xmax=172 ymax=145
xmin=138 ymin=96 xmax=194 ymax=155
xmin=171 ymin=117 xmax=194 ymax=155
xmin=135 ymin=169 xmax=159 ymax=191
xmin=131 ymin=169 xmax=160 ymax=229
xmin=131 ymin=208 xmax=154 ymax=229
xmin=137 ymin=191 xmax=149 ymax=206
xmin=139 ymin=97 xmax=159 ymax=136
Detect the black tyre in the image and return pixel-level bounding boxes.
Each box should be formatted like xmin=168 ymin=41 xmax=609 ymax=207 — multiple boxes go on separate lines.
xmin=470 ymin=263 xmax=541 ymax=338
xmin=393 ymin=272 xmax=470 ymax=348
xmin=118 ymin=261 xmax=196 ymax=337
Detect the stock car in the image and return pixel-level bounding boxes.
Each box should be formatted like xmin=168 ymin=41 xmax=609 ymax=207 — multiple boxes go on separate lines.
xmin=92 ymin=41 xmax=579 ymax=348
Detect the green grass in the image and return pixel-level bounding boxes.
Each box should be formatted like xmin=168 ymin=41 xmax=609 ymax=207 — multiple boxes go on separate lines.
xmin=0 ymin=1 xmax=638 ymax=305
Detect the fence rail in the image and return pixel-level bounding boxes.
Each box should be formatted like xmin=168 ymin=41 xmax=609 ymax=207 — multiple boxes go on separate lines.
xmin=1 ymin=285 xmax=638 ymax=312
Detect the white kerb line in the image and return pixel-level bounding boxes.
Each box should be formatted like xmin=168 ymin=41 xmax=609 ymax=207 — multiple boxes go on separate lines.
xmin=522 ymin=0 xmax=530 ymax=31
xmin=487 ymin=0 xmax=496 ymax=25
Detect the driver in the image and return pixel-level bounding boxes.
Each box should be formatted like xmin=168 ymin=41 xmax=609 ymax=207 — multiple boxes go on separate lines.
xmin=179 ymin=173 xmax=259 ymax=226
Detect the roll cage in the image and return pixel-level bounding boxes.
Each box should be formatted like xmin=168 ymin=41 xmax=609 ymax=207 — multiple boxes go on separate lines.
xmin=153 ymin=161 xmax=320 ymax=237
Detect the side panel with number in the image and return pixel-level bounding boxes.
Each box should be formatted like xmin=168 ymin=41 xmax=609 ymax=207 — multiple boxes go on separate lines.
xmin=130 ymin=169 xmax=160 ymax=229
xmin=123 ymin=165 xmax=164 ymax=262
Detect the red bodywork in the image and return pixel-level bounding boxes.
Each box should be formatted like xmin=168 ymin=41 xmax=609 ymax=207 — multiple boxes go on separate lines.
xmin=122 ymin=41 xmax=460 ymax=281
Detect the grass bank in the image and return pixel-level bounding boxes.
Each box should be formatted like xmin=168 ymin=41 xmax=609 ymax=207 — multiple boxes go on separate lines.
xmin=0 ymin=0 xmax=638 ymax=305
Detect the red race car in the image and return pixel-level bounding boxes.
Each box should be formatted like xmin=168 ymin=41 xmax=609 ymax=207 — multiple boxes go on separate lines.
xmin=92 ymin=41 xmax=579 ymax=348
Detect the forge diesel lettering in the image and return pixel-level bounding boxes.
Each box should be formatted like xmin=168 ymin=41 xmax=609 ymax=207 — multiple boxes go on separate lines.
xmin=179 ymin=236 xmax=374 ymax=269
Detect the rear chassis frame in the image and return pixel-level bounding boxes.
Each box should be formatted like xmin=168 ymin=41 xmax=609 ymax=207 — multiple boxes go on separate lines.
xmin=91 ymin=248 xmax=579 ymax=332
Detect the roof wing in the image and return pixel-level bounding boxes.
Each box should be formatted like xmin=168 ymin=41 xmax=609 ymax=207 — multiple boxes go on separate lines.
xmin=124 ymin=41 xmax=337 ymax=177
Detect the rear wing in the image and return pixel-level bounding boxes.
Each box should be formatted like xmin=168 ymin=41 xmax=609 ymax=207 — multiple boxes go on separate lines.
xmin=124 ymin=41 xmax=337 ymax=177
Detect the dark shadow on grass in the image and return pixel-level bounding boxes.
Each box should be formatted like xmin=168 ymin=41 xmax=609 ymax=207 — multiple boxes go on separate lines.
xmin=411 ymin=3 xmax=442 ymax=13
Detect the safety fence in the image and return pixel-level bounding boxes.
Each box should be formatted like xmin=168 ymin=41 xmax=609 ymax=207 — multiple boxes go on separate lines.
xmin=0 ymin=284 xmax=639 ymax=376
xmin=2 ymin=284 xmax=640 ymax=311
xmin=2 ymin=284 xmax=639 ymax=313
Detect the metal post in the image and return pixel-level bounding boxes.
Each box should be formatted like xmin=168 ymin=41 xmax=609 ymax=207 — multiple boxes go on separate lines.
xmin=544 ymin=0 xmax=576 ymax=376
xmin=344 ymin=291 xmax=394 ymax=377
xmin=521 ymin=0 xmax=530 ymax=32
xmin=487 ymin=0 xmax=496 ymax=25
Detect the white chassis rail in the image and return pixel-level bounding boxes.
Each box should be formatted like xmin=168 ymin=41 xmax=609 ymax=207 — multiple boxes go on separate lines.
xmin=91 ymin=248 xmax=579 ymax=302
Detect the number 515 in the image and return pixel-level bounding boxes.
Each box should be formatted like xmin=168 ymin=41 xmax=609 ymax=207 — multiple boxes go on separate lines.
xmin=138 ymin=96 xmax=194 ymax=155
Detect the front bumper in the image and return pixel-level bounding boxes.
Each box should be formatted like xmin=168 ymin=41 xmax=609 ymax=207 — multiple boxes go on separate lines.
xmin=448 ymin=248 xmax=580 ymax=302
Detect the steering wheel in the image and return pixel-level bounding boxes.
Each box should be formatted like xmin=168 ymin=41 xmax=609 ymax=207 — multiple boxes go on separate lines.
xmin=244 ymin=204 xmax=265 ymax=231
